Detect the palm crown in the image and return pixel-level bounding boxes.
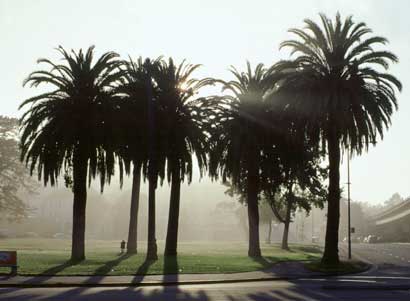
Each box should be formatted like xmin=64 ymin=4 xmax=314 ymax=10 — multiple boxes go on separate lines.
xmin=20 ymin=46 xmax=123 ymax=189
xmin=114 ymin=57 xmax=163 ymax=180
xmin=209 ymin=62 xmax=276 ymax=186
xmin=153 ymin=58 xmax=212 ymax=182
xmin=275 ymin=13 xmax=402 ymax=153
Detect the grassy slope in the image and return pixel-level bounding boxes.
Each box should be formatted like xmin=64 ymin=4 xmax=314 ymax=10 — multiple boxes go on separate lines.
xmin=0 ymin=239 xmax=322 ymax=275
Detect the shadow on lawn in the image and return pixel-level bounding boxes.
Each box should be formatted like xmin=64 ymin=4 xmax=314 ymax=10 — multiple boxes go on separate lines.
xmin=163 ymin=255 xmax=179 ymax=274
xmin=93 ymin=253 xmax=132 ymax=275
xmin=22 ymin=253 xmax=135 ymax=286
xmin=38 ymin=260 xmax=78 ymax=276
xmin=251 ymin=256 xmax=272 ymax=269
xmin=296 ymin=245 xmax=322 ymax=254
xmin=163 ymin=255 xmax=179 ymax=283
xmin=129 ymin=255 xmax=180 ymax=284
xmin=136 ymin=258 xmax=156 ymax=275
xmin=13 ymin=257 xmax=210 ymax=301
xmin=128 ymin=258 xmax=157 ymax=284
xmin=250 ymin=250 xmax=322 ymax=277
xmin=22 ymin=259 xmax=79 ymax=285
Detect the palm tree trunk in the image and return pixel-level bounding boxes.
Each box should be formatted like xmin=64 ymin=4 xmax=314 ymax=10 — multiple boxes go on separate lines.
xmin=165 ymin=164 xmax=181 ymax=256
xmin=71 ymin=152 xmax=88 ymax=262
xmin=146 ymin=178 xmax=158 ymax=260
xmin=126 ymin=162 xmax=142 ymax=254
xmin=247 ymin=148 xmax=261 ymax=258
xmin=322 ymin=129 xmax=341 ymax=265
xmin=281 ymin=196 xmax=292 ymax=250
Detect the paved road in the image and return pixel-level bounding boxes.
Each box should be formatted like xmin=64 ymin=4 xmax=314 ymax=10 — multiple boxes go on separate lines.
xmin=1 ymin=279 xmax=409 ymax=301
xmin=348 ymin=242 xmax=410 ymax=276
xmin=1 ymin=243 xmax=410 ymax=301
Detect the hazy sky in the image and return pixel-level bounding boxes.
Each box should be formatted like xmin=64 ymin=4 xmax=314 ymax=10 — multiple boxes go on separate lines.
xmin=1 ymin=0 xmax=409 ymax=204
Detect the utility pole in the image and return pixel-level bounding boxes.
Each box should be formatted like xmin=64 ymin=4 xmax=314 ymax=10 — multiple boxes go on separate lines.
xmin=311 ymin=209 xmax=314 ymax=243
xmin=347 ymin=149 xmax=352 ymax=260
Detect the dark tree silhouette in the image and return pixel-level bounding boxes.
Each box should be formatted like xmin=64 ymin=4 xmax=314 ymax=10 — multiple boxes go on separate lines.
xmin=143 ymin=58 xmax=167 ymax=261
xmin=115 ymin=57 xmax=166 ymax=260
xmin=19 ymin=46 xmax=123 ymax=261
xmin=275 ymin=13 xmax=401 ymax=264
xmin=209 ymin=62 xmax=277 ymax=257
xmin=151 ymin=58 xmax=212 ymax=256
xmin=115 ymin=57 xmax=157 ymax=255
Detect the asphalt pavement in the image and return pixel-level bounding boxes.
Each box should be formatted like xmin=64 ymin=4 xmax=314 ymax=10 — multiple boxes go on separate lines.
xmin=1 ymin=277 xmax=409 ymax=301
xmin=346 ymin=242 xmax=410 ymax=276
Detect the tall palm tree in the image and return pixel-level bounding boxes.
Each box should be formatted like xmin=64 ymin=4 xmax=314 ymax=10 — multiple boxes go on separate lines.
xmin=19 ymin=46 xmax=123 ymax=261
xmin=275 ymin=13 xmax=402 ymax=264
xmin=152 ymin=58 xmax=211 ymax=256
xmin=144 ymin=67 xmax=167 ymax=260
xmin=142 ymin=58 xmax=167 ymax=261
xmin=114 ymin=57 xmax=151 ymax=255
xmin=209 ymin=62 xmax=276 ymax=257
xmin=116 ymin=57 xmax=165 ymax=260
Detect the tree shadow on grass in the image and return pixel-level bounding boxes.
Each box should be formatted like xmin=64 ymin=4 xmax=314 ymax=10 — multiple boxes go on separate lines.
xmin=163 ymin=255 xmax=178 ymax=282
xmin=163 ymin=255 xmax=179 ymax=274
xmin=251 ymin=256 xmax=272 ymax=269
xmin=129 ymin=258 xmax=157 ymax=283
xmin=77 ymin=253 xmax=134 ymax=285
xmin=38 ymin=260 xmax=78 ymax=276
xmin=21 ymin=259 xmax=78 ymax=285
xmin=22 ymin=254 xmax=135 ymax=286
xmin=93 ymin=253 xmax=132 ymax=275
xmin=297 ymin=245 xmax=322 ymax=254
xmin=136 ymin=259 xmax=156 ymax=275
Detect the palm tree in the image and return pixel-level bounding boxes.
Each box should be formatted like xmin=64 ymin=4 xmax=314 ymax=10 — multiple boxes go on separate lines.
xmin=142 ymin=58 xmax=167 ymax=261
xmin=116 ymin=57 xmax=165 ymax=260
xmin=144 ymin=72 xmax=167 ymax=260
xmin=275 ymin=13 xmax=402 ymax=264
xmin=152 ymin=58 xmax=211 ymax=256
xmin=209 ymin=62 xmax=277 ymax=257
xmin=115 ymin=57 xmax=151 ymax=255
xmin=19 ymin=46 xmax=123 ymax=261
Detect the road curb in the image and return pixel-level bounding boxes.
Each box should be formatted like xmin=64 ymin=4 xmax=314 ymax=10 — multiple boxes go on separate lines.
xmin=303 ymin=262 xmax=372 ymax=277
xmin=0 ymin=276 xmax=293 ymax=288
xmin=339 ymin=244 xmax=377 ymax=275
xmin=351 ymin=251 xmax=378 ymax=275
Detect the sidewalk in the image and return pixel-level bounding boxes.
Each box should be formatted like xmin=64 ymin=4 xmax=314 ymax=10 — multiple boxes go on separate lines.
xmin=0 ymin=261 xmax=326 ymax=288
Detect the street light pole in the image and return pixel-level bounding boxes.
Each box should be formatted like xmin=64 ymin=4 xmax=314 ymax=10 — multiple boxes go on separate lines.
xmin=347 ymin=149 xmax=352 ymax=260
xmin=311 ymin=209 xmax=314 ymax=242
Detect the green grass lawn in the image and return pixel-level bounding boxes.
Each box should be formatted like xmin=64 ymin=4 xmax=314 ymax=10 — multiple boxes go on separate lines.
xmin=0 ymin=239 xmax=322 ymax=276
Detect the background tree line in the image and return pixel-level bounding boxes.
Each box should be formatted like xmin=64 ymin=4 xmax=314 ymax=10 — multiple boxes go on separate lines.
xmin=0 ymin=116 xmax=36 ymax=221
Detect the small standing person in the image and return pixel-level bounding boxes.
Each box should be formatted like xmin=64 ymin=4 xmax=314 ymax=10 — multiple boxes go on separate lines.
xmin=120 ymin=240 xmax=126 ymax=254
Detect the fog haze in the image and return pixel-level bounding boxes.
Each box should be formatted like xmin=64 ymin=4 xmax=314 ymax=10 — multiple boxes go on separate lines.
xmin=1 ymin=0 xmax=409 ymax=204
